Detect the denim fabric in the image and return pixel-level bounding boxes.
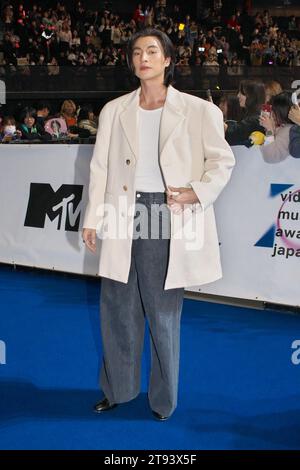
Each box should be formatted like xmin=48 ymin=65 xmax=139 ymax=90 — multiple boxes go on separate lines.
xmin=99 ymin=191 xmax=185 ymax=417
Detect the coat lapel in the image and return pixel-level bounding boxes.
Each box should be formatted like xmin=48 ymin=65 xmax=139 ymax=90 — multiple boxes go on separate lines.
xmin=159 ymin=85 xmax=186 ymax=157
xmin=119 ymin=84 xmax=186 ymax=162
xmin=119 ymin=86 xmax=140 ymax=161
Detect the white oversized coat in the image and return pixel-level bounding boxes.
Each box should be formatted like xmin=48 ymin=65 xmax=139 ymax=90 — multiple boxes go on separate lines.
xmin=83 ymin=84 xmax=235 ymax=289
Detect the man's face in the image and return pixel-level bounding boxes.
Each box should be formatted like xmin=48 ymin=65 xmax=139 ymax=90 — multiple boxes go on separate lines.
xmin=131 ymin=36 xmax=170 ymax=83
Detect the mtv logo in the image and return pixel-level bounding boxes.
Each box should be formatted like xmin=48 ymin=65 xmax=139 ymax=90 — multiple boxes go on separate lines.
xmin=24 ymin=183 xmax=83 ymax=231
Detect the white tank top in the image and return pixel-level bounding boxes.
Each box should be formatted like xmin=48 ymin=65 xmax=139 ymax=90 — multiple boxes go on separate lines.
xmin=135 ymin=106 xmax=165 ymax=192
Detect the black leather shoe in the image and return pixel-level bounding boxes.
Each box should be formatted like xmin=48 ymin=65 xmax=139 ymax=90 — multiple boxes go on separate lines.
xmin=152 ymin=410 xmax=170 ymax=421
xmin=93 ymin=397 xmax=117 ymax=413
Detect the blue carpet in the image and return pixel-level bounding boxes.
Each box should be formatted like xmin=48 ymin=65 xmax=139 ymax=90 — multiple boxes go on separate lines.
xmin=0 ymin=264 xmax=300 ymax=450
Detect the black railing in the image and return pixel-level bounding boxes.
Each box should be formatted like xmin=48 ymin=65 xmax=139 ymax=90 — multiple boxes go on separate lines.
xmin=0 ymin=65 xmax=299 ymax=98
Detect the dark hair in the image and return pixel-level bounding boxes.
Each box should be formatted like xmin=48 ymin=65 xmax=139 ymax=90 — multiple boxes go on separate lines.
xmin=219 ymin=94 xmax=243 ymax=122
xmin=20 ymin=107 xmax=37 ymax=123
xmin=126 ymin=27 xmax=176 ymax=87
xmin=239 ymin=80 xmax=266 ymax=115
xmin=3 ymin=116 xmax=16 ymax=126
xmin=78 ymin=105 xmax=93 ymax=121
xmin=36 ymin=101 xmax=51 ymax=112
xmin=270 ymin=91 xmax=293 ymax=126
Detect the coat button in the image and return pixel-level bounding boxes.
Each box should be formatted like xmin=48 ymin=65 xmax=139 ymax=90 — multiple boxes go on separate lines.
xmin=123 ymin=185 xmax=128 ymax=191
xmin=126 ymin=159 xmax=130 ymax=165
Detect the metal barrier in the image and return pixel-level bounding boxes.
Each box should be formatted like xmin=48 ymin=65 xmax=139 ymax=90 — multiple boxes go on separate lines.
xmin=1 ymin=65 xmax=299 ymax=97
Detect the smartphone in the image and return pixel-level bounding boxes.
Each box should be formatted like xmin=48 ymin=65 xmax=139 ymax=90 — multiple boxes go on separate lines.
xmin=260 ymin=103 xmax=272 ymax=118
xmin=198 ymin=47 xmax=205 ymax=52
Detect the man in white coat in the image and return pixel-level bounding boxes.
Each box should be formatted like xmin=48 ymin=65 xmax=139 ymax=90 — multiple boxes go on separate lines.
xmin=82 ymin=28 xmax=235 ymax=420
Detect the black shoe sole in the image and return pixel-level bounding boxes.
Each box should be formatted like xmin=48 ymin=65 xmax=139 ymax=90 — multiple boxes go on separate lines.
xmin=93 ymin=404 xmax=118 ymax=413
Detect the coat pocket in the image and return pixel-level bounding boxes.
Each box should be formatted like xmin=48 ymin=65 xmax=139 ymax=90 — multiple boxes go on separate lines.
xmin=171 ymin=206 xmax=205 ymax=251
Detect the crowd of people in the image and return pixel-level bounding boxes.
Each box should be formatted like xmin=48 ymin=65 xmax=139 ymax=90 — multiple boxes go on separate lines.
xmin=0 ymin=2 xmax=299 ymax=157
xmin=1 ymin=1 xmax=300 ymax=70
xmin=0 ymin=100 xmax=98 ymax=142
xmin=219 ymin=79 xmax=300 ymax=159
xmin=0 ymin=77 xmax=299 ymax=159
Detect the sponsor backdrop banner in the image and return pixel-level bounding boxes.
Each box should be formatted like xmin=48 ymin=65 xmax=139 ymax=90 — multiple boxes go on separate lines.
xmin=0 ymin=144 xmax=299 ymax=306
xmin=0 ymin=144 xmax=99 ymax=277
xmin=195 ymin=145 xmax=300 ymax=307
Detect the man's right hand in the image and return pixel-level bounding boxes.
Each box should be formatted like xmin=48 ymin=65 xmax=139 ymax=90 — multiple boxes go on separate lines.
xmin=82 ymin=228 xmax=96 ymax=253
